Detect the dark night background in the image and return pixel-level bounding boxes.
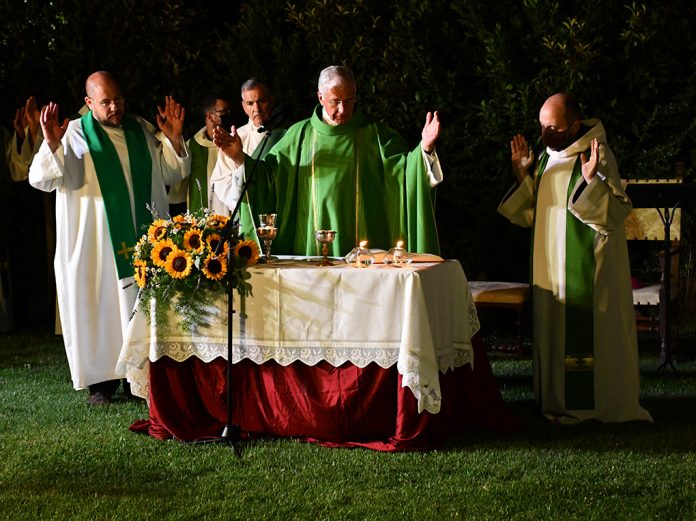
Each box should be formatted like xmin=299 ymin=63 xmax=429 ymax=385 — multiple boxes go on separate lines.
xmin=1 ymin=0 xmax=694 ymax=330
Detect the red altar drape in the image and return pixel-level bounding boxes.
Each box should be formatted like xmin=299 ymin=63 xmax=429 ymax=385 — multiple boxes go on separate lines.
xmin=130 ymin=335 xmax=520 ymax=451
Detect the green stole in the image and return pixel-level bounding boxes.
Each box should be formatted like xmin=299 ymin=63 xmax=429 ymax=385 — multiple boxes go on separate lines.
xmin=187 ymin=137 xmax=210 ymax=212
xmin=81 ymin=113 xmax=152 ymax=279
xmin=534 ymin=151 xmax=595 ymax=410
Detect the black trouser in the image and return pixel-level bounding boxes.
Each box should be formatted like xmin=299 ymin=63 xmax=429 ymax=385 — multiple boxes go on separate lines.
xmin=88 ymin=379 xmax=121 ymax=397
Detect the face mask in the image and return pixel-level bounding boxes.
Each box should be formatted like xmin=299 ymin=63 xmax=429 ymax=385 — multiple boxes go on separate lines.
xmin=541 ymin=125 xmax=575 ymax=151
xmin=218 ymin=112 xmax=235 ymax=132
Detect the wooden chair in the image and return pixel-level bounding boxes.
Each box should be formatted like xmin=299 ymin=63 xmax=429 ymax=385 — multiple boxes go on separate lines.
xmin=468 ymin=281 xmax=529 ymax=356
xmin=624 ymin=178 xmax=684 ymax=371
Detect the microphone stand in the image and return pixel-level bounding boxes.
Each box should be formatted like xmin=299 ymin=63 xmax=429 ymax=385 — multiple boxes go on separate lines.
xmin=197 ymin=124 xmax=278 ymax=453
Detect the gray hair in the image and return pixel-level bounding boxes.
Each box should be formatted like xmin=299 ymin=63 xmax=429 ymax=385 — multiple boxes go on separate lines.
xmin=240 ymin=78 xmax=269 ymax=98
xmin=317 ymin=66 xmax=356 ymax=93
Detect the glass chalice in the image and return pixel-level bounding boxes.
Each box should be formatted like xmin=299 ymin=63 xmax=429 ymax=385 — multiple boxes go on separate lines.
xmin=314 ymin=230 xmax=337 ymax=266
xmin=257 ymin=213 xmax=277 ymax=263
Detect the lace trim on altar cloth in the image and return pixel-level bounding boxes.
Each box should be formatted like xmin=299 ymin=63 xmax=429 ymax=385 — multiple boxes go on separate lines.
xmin=117 ymin=341 xmax=475 ymax=412
xmin=468 ymin=293 xmax=481 ymax=338
xmin=149 ymin=342 xmax=403 ymax=368
xmin=399 ymin=345 xmax=474 ymax=415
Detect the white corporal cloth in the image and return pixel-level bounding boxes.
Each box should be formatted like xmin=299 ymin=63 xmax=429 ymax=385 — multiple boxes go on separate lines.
xmin=117 ymin=258 xmax=480 ymax=414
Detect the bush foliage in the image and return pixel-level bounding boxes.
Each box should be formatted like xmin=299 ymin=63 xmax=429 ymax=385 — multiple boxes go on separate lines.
xmin=1 ymin=0 xmax=694 ymax=313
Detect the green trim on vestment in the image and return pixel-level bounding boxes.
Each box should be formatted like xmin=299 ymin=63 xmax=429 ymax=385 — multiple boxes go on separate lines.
xmin=81 ymin=112 xmax=152 ymax=279
xmin=532 ymin=151 xmax=595 ymax=410
xmin=187 ymin=137 xmax=209 ymax=212
xmin=563 ymin=155 xmax=595 ymax=410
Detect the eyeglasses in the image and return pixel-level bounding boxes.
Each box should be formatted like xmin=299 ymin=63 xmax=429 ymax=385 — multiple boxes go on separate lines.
xmin=209 ymin=109 xmax=230 ymax=116
xmin=90 ymin=96 xmax=124 ymax=108
xmin=326 ymin=98 xmax=356 ymax=108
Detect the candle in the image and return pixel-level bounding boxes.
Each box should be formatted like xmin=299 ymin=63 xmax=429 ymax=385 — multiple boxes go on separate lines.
xmin=356 ymin=241 xmax=366 ymax=267
xmin=357 ymin=241 xmax=369 ymax=268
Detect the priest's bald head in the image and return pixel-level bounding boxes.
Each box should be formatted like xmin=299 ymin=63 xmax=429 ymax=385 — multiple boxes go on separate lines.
xmin=539 ymin=92 xmax=582 ymax=151
xmin=317 ymin=66 xmax=357 ymax=126
xmin=85 ymin=71 xmax=125 ymax=127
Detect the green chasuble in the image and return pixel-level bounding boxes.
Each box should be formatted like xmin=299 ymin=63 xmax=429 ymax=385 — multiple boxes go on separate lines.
xmin=244 ymin=106 xmax=439 ymax=257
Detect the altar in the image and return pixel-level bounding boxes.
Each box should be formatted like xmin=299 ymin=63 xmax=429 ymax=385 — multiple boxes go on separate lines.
xmin=117 ymin=258 xmax=517 ymax=451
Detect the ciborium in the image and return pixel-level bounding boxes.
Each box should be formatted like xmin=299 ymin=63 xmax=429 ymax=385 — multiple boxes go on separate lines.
xmin=314 ymin=230 xmax=337 ymax=266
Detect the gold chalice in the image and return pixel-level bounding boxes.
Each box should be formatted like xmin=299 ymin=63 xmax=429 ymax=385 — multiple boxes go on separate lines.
xmin=314 ymin=230 xmax=337 ymax=266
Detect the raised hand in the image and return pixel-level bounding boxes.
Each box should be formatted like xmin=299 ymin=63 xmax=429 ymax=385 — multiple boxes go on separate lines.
xmin=212 ymin=125 xmax=244 ymax=165
xmin=40 ymin=102 xmax=69 ymax=153
xmin=580 ymin=138 xmax=599 ymax=183
xmin=25 ymin=96 xmax=42 ymax=145
xmin=156 ymin=96 xmax=185 ymax=153
xmin=13 ymin=107 xmax=27 ymax=142
xmin=421 ymin=111 xmax=440 ymax=153
xmin=510 ymin=134 xmax=534 ymax=183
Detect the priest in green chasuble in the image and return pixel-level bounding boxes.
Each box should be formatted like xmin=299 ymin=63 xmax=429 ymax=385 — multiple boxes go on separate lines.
xmin=499 ymin=92 xmax=651 ymax=424
xmin=211 ymin=65 xmax=442 ymax=256
xmin=29 ymin=71 xmax=190 ymax=405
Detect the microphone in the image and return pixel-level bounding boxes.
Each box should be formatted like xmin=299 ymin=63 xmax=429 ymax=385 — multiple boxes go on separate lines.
xmin=258 ymin=104 xmax=284 ymax=133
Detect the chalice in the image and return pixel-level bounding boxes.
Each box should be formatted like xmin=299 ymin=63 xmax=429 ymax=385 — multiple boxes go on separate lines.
xmin=258 ymin=213 xmax=277 ymax=228
xmin=314 ymin=230 xmax=337 ymax=266
xmin=257 ymin=213 xmax=277 ymax=263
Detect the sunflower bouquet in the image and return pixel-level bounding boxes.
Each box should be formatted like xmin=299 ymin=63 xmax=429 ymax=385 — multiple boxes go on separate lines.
xmin=131 ymin=208 xmax=260 ymax=333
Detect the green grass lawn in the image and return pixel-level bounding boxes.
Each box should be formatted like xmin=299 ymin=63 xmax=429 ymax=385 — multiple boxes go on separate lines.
xmin=1 ymin=327 xmax=694 ymax=521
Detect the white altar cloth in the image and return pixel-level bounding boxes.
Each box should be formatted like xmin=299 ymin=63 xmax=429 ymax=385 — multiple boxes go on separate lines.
xmin=117 ymin=258 xmax=480 ymax=414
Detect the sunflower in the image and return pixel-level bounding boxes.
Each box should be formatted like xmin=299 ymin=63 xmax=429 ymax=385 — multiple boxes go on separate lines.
xmin=148 ymin=219 xmax=169 ymax=243
xmin=234 ymin=239 xmax=260 ymax=266
xmin=183 ymin=228 xmax=204 ymax=253
xmin=172 ymin=214 xmax=191 ymax=231
xmin=206 ymin=214 xmax=229 ymax=229
xmin=206 ymin=233 xmax=229 ymax=256
xmin=134 ymin=259 xmax=148 ymax=288
xmin=151 ymin=238 xmax=177 ymax=268
xmin=164 ymin=249 xmax=193 ymax=279
xmin=201 ymin=254 xmax=227 ymax=281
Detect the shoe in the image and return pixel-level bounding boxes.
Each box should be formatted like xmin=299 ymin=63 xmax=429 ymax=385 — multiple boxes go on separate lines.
xmin=88 ymin=392 xmax=110 ymax=406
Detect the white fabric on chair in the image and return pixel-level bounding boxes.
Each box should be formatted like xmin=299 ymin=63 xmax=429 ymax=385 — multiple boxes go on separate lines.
xmin=632 ymin=284 xmax=661 ymax=306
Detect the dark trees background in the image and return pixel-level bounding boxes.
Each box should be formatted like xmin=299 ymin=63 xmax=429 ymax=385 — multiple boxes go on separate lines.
xmin=1 ymin=0 xmax=695 ymax=326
